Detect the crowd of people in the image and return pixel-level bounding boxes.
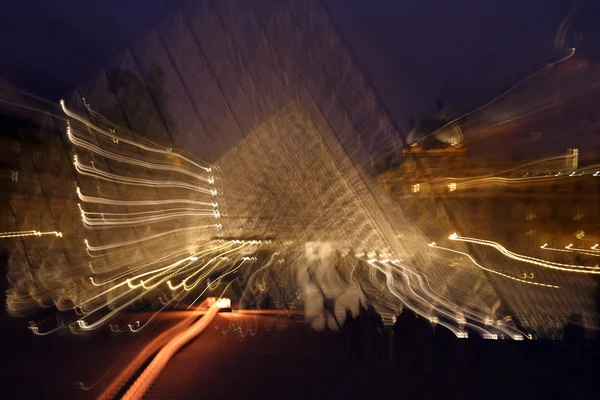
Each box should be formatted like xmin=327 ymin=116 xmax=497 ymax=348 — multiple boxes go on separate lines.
xmin=340 ymin=304 xmax=600 ymax=381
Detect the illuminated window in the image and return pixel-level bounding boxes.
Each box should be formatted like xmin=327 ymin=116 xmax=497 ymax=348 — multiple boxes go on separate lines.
xmin=568 ymin=148 xmax=579 ymax=169
xmin=447 ymin=182 xmax=457 ymax=192
xmin=411 ymin=183 xmax=420 ymax=193
xmin=526 ymin=208 xmax=536 ymax=221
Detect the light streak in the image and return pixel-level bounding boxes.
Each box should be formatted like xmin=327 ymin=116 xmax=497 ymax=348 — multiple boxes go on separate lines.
xmin=83 ymin=226 xmax=221 ymax=253
xmin=16 ymin=97 xmax=238 ymax=334
xmin=71 ymin=238 xmax=256 ymax=331
xmin=450 ymin=233 xmax=600 ymax=274
xmin=14 ymin=87 xmax=574 ymax=342
xmin=430 ymin=242 xmax=560 ymax=289
xmin=79 ymin=207 xmax=220 ymax=227
xmin=0 ymin=230 xmax=62 ymax=238
xmin=365 ymin=258 xmax=485 ymax=338
xmin=122 ymin=298 xmax=225 ymax=400
xmin=419 ymin=47 xmax=576 ymax=144
xmin=97 ymin=307 xmax=210 ymax=400
xmin=421 ymin=168 xmax=599 ymax=188
xmin=76 ymin=187 xmax=218 ymax=206
xmin=540 ymin=243 xmax=600 ymax=257
xmin=68 ymin=126 xmax=213 ymax=182
xmin=367 ymin=257 xmax=528 ymax=340
xmin=73 ymin=156 xmax=216 ymax=194
xmin=411 ymin=156 xmax=600 ymax=189
xmin=168 ymin=242 xmax=252 ymax=291
xmin=61 ymin=100 xmax=212 ymax=172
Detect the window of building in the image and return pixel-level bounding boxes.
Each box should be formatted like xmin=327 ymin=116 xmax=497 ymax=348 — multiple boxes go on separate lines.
xmin=573 ymin=206 xmax=584 ymax=221
xmin=411 ymin=183 xmax=420 ymax=193
xmin=550 ymin=205 xmax=559 ymax=219
xmin=567 ymin=148 xmax=579 ymax=170
xmin=526 ymin=208 xmax=536 ymax=221
xmin=436 ymin=207 xmax=445 ymax=218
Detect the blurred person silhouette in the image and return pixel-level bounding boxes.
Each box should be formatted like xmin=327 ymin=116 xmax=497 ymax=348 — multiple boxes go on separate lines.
xmin=367 ymin=304 xmax=384 ymax=361
xmin=357 ymin=303 xmax=371 ymax=360
xmin=434 ymin=319 xmax=459 ymax=374
xmin=393 ymin=308 xmax=420 ymax=372
xmin=0 ymin=248 xmax=8 ymax=328
xmin=261 ymin=293 xmax=273 ymax=310
xmin=466 ymin=326 xmax=486 ymax=372
xmin=595 ymin=276 xmax=600 ymax=333
xmin=342 ymin=309 xmax=359 ymax=357
xmin=367 ymin=304 xmax=384 ymax=332
xmin=563 ymin=313 xmax=587 ymax=372
xmin=414 ymin=314 xmax=435 ymax=376
xmin=394 ymin=305 xmax=419 ymax=335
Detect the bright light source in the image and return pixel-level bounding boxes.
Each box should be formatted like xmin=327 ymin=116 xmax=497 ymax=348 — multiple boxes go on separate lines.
xmin=216 ymin=298 xmax=231 ymax=309
xmin=567 ymin=148 xmax=578 ymax=170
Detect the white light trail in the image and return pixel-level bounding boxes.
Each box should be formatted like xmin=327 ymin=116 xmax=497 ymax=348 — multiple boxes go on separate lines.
xmin=61 ymin=100 xmax=212 ymax=172
xmin=430 ymin=242 xmax=560 ymax=289
xmin=450 ymin=233 xmax=600 ymax=274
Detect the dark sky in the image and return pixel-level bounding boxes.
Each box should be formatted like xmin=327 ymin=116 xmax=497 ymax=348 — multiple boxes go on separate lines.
xmin=0 ymin=0 xmax=574 ymax=129
xmin=0 ymin=0 xmax=187 ymax=98
xmin=325 ymin=0 xmax=573 ymax=128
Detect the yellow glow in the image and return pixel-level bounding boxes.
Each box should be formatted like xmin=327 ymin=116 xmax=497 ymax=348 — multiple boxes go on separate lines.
xmin=541 ymin=243 xmax=600 ymax=258
xmin=0 ymin=230 xmax=62 ymax=239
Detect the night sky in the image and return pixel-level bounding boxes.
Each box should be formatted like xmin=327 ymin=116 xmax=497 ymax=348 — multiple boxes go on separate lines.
xmin=0 ymin=0 xmax=576 ymax=129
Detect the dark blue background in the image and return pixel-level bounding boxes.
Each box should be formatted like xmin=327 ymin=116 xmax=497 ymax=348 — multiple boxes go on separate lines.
xmin=0 ymin=0 xmax=581 ymax=128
